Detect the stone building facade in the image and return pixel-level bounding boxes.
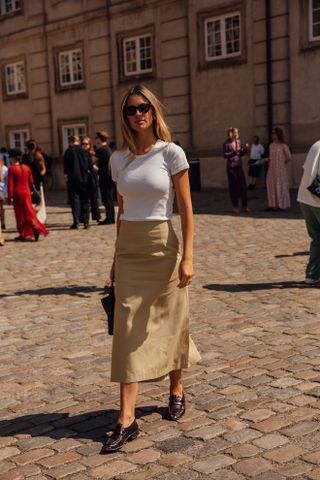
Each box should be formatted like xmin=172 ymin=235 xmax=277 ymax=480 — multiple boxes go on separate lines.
xmin=0 ymin=0 xmax=319 ymax=188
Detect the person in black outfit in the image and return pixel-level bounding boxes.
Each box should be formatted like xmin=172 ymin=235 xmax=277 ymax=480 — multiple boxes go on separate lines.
xmin=81 ymin=136 xmax=101 ymax=223
xmin=95 ymin=130 xmax=115 ymax=224
xmin=23 ymin=140 xmax=46 ymax=192
xmin=64 ymin=135 xmax=92 ymax=229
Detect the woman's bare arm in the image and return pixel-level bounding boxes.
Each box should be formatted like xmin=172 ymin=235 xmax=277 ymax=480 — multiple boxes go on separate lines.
xmin=107 ymin=188 xmax=123 ymax=284
xmin=172 ymin=169 xmax=194 ymax=289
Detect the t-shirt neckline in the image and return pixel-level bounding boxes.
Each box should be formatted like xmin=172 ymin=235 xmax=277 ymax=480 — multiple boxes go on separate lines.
xmin=131 ymin=140 xmax=166 ymax=158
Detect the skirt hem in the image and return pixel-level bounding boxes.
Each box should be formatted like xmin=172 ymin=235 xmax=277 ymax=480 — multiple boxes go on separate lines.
xmin=110 ymin=358 xmax=199 ymax=384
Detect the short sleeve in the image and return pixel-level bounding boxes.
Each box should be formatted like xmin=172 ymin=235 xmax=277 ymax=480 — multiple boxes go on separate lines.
xmin=110 ymin=152 xmax=119 ymax=182
xmin=167 ymin=143 xmax=189 ymax=176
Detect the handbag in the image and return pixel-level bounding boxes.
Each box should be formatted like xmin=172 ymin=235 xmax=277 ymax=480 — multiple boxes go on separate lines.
xmin=36 ymin=185 xmax=47 ymax=224
xmin=307 ymin=155 xmax=320 ymax=198
xmin=31 ymin=185 xmax=41 ymax=205
xmin=101 ymin=282 xmax=115 ymax=335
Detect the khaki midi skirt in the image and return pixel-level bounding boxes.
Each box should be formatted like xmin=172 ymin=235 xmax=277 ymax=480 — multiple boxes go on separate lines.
xmin=111 ymin=220 xmax=201 ymax=383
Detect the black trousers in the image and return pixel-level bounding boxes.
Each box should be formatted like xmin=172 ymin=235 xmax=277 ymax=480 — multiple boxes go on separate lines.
xmin=227 ymin=166 xmax=247 ymax=208
xmin=100 ymin=181 xmax=115 ymax=223
xmin=68 ymin=182 xmax=90 ymax=225
xmin=88 ymin=174 xmax=101 ymax=221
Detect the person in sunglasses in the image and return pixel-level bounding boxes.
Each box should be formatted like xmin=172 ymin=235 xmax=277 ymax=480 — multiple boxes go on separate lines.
xmin=95 ymin=131 xmax=114 ymax=224
xmin=81 ymin=136 xmax=101 ymax=224
xmin=101 ymin=85 xmax=201 ymax=453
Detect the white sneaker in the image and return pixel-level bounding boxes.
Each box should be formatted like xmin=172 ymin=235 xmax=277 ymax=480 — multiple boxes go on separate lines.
xmin=305 ymin=277 xmax=320 ymax=285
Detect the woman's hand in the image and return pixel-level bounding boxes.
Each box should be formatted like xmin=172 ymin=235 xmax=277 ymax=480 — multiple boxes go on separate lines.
xmin=178 ymin=258 xmax=194 ymax=289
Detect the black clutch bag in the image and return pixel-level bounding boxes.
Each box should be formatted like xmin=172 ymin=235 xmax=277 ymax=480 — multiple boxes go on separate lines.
xmin=31 ymin=185 xmax=41 ymax=205
xmin=101 ymin=283 xmax=115 ymax=335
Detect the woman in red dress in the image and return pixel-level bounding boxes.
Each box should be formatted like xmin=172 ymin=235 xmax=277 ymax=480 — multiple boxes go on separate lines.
xmin=8 ymin=149 xmax=48 ymax=241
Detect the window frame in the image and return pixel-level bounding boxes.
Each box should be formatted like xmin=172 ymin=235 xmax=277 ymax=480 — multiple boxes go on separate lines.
xmin=300 ymin=0 xmax=320 ymax=51
xmin=204 ymin=12 xmax=241 ymax=62
xmin=5 ymin=61 xmax=26 ymax=95
xmin=1 ymin=55 xmax=28 ymax=100
xmin=198 ymin=2 xmax=247 ymax=70
xmin=123 ymin=33 xmax=153 ymax=77
xmin=309 ymin=0 xmax=320 ymax=41
xmin=117 ymin=25 xmax=155 ymax=83
xmin=58 ymin=118 xmax=88 ymax=153
xmin=0 ymin=0 xmax=22 ymax=17
xmin=58 ymin=48 xmax=84 ymax=87
xmin=6 ymin=126 xmax=30 ymax=150
xmin=54 ymin=42 xmax=85 ymax=93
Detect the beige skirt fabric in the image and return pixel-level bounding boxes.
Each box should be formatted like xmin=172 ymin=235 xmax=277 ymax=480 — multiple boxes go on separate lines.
xmin=111 ymin=220 xmax=201 ymax=383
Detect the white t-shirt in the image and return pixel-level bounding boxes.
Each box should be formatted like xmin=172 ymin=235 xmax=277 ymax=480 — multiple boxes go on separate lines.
xmin=250 ymin=143 xmax=264 ymax=160
xmin=110 ymin=140 xmax=189 ymax=221
xmin=297 ymin=140 xmax=320 ymax=208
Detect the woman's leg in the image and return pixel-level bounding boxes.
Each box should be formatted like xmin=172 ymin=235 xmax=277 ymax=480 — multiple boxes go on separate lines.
xmin=169 ymin=369 xmax=183 ymax=396
xmin=227 ymin=169 xmax=240 ymax=210
xmin=101 ymin=382 xmax=139 ymax=452
xmin=238 ymin=168 xmax=248 ymax=209
xmin=168 ymin=369 xmax=185 ymax=420
xmin=118 ymin=382 xmax=139 ymax=426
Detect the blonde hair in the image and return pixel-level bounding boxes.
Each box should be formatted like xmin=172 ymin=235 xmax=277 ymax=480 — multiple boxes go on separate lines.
xmin=120 ymin=84 xmax=171 ymax=156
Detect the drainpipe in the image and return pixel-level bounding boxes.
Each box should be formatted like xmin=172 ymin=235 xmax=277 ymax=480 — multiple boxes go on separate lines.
xmin=42 ymin=0 xmax=55 ymax=156
xmin=265 ymin=0 xmax=273 ymax=142
xmin=106 ymin=0 xmax=117 ymax=144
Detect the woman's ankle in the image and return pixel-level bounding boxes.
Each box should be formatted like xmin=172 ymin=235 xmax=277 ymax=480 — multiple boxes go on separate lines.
xmin=118 ymin=415 xmax=135 ymax=427
xmin=170 ymin=384 xmax=183 ymax=397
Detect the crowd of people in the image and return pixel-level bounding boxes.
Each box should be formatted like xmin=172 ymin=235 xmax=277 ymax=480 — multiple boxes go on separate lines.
xmin=223 ymin=126 xmax=292 ymax=213
xmin=63 ymin=130 xmax=115 ymax=230
xmin=0 ymin=132 xmax=116 ymax=246
xmin=223 ymin=126 xmax=320 ymax=284
xmin=0 ymin=143 xmax=49 ymax=246
xmin=0 ymin=113 xmax=319 ymax=290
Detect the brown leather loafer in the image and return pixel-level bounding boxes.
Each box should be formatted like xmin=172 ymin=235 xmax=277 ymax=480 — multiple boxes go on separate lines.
xmin=100 ymin=419 xmax=139 ymax=453
xmin=168 ymin=393 xmax=186 ymax=421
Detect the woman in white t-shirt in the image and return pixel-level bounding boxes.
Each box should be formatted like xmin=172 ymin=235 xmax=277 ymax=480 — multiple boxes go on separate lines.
xmin=101 ymin=85 xmax=201 ymax=453
xmin=297 ymin=140 xmax=320 ymax=284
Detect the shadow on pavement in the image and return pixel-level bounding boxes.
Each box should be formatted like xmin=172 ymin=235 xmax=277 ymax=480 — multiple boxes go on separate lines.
xmin=274 ymin=251 xmax=309 ymax=258
xmin=0 ymin=285 xmax=106 ymax=299
xmin=0 ymin=407 xmax=166 ymax=443
xmin=203 ymin=281 xmax=318 ymax=292
xmin=190 ymin=188 xmax=303 ymax=219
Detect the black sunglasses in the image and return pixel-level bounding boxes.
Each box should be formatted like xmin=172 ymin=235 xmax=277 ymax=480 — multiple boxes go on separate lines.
xmin=125 ymin=103 xmax=151 ymax=116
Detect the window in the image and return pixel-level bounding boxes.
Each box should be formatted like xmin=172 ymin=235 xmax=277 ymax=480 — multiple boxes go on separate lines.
xmin=123 ymin=34 xmax=153 ymax=76
xmin=309 ymin=0 xmax=320 ymax=40
xmin=58 ymin=49 xmax=83 ymax=87
xmin=5 ymin=61 xmax=26 ymax=95
xmin=205 ymin=12 xmax=241 ymax=61
xmin=0 ymin=0 xmax=21 ymax=15
xmin=9 ymin=129 xmax=29 ymax=149
xmin=62 ymin=124 xmax=87 ymax=152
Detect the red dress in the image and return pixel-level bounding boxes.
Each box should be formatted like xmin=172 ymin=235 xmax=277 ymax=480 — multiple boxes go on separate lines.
xmin=8 ymin=163 xmax=48 ymax=239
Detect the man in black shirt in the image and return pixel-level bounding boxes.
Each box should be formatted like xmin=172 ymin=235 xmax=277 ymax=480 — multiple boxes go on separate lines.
xmin=95 ymin=130 xmax=115 ymax=224
xmin=64 ymin=135 xmax=92 ymax=229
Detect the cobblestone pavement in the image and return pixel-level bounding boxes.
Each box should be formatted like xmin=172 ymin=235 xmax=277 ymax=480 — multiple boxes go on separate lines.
xmin=1 ymin=188 xmax=320 ymax=480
